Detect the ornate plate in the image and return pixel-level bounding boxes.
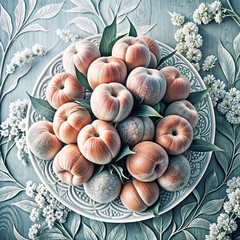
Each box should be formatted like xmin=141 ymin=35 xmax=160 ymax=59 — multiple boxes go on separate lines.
xmin=27 ymin=35 xmax=215 ymax=223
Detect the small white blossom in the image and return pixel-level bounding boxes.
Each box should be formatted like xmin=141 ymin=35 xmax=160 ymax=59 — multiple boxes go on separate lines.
xmin=6 ymin=63 xmax=15 ymax=74
xmin=175 ymin=42 xmax=186 ymax=53
xmin=22 ymin=48 xmax=33 ymax=63
xmin=202 ymin=11 xmax=212 ymax=25
xmin=174 ymin=28 xmax=185 ymax=42
xmin=32 ymin=44 xmax=47 ymax=56
xmin=0 ymin=121 xmax=8 ymax=129
xmin=193 ymin=10 xmax=202 ymax=25
xmin=209 ymin=223 xmax=220 ymax=235
xmin=10 ymin=127 xmax=18 ymax=136
xmin=226 ymin=88 xmax=240 ymax=103
xmin=26 ymin=186 xmax=35 ymax=198
xmin=9 ymin=116 xmax=18 ymax=127
xmin=55 ymin=210 xmax=64 ymax=219
xmin=210 ymin=1 xmax=222 ymax=15
xmin=182 ymin=22 xmax=198 ymax=35
xmin=35 ymin=193 xmax=45 ymax=207
xmin=211 ymin=80 xmax=226 ymax=98
xmin=28 ymin=223 xmax=41 ymax=239
xmin=30 ymin=208 xmax=40 ymax=222
xmin=192 ymin=62 xmax=200 ymax=71
xmin=56 ymin=28 xmax=79 ymax=43
xmin=227 ymin=177 xmax=240 ymax=193
xmin=0 ymin=129 xmax=9 ymax=137
xmin=186 ymin=48 xmax=202 ymax=62
xmin=202 ymin=55 xmax=217 ymax=71
xmin=204 ymin=74 xmax=216 ymax=85
xmin=19 ymin=118 xmax=27 ymax=132
xmin=215 ymin=11 xmax=223 ymax=24
xmin=46 ymin=214 xmax=56 ymax=229
xmin=198 ymin=3 xmax=208 ymax=14
xmin=226 ymin=106 xmax=240 ymax=124
xmin=169 ymin=12 xmax=185 ymax=26
xmin=16 ymin=137 xmax=25 ymax=149
xmin=43 ymin=205 xmax=54 ymax=216
xmin=217 ymin=98 xmax=231 ymax=114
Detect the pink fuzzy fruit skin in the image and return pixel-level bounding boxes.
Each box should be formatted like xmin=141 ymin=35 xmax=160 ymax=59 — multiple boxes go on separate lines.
xmin=26 ymin=121 xmax=63 ymax=160
xmin=87 ymin=56 xmax=127 ymax=89
xmin=138 ymin=35 xmax=161 ymax=68
xmin=46 ymin=72 xmax=84 ymax=109
xmin=158 ymin=155 xmax=191 ymax=191
xmin=120 ymin=179 xmax=160 ymax=212
xmin=53 ymin=144 xmax=94 ymax=186
xmin=77 ymin=120 xmax=121 ymax=164
xmin=126 ymin=141 xmax=169 ymax=182
xmin=62 ymin=39 xmax=100 ymax=76
xmin=155 ymin=115 xmax=193 ymax=155
xmin=164 ymin=100 xmax=199 ymax=128
xmin=116 ymin=116 xmax=155 ymax=147
xmin=126 ymin=67 xmax=166 ymax=106
xmin=112 ymin=36 xmax=151 ymax=72
xmin=160 ymin=66 xmax=191 ymax=103
xmin=53 ymin=102 xmax=92 ymax=144
xmin=90 ymin=82 xmax=134 ymax=123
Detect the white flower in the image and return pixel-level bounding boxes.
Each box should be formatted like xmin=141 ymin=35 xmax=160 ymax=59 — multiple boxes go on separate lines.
xmin=32 ymin=44 xmax=47 ymax=56
xmin=9 ymin=116 xmax=18 ymax=127
xmin=227 ymin=177 xmax=240 ymax=193
xmin=46 ymin=214 xmax=56 ymax=229
xmin=0 ymin=129 xmax=9 ymax=137
xmin=19 ymin=118 xmax=27 ymax=132
xmin=192 ymin=62 xmax=200 ymax=71
xmin=193 ymin=10 xmax=202 ymax=25
xmin=43 ymin=205 xmax=54 ymax=216
xmin=226 ymin=87 xmax=240 ymax=103
xmin=204 ymin=74 xmax=215 ymax=85
xmin=210 ymin=1 xmax=222 ymax=15
xmin=182 ymin=22 xmax=198 ymax=35
xmin=28 ymin=223 xmax=41 ymax=239
xmin=175 ymin=42 xmax=186 ymax=53
xmin=186 ymin=48 xmax=202 ymax=62
xmin=26 ymin=186 xmax=35 ymax=198
xmin=226 ymin=106 xmax=240 ymax=124
xmin=205 ymin=235 xmax=215 ymax=240
xmin=10 ymin=127 xmax=19 ymax=136
xmin=198 ymin=3 xmax=208 ymax=14
xmin=174 ymin=28 xmax=185 ymax=42
xmin=209 ymin=223 xmax=220 ymax=235
xmin=217 ymin=98 xmax=231 ymax=114
xmin=30 ymin=208 xmax=40 ymax=222
xmin=16 ymin=137 xmax=25 ymax=149
xmin=223 ymin=201 xmax=233 ymax=214
xmin=215 ymin=11 xmax=223 ymax=24
xmin=202 ymin=12 xmax=212 ymax=25
xmin=202 ymin=55 xmax=217 ymax=71
xmin=11 ymin=52 xmax=24 ymax=66
xmin=0 ymin=121 xmax=8 ymax=129
xmin=35 ymin=193 xmax=45 ymax=207
xmin=56 ymin=29 xmax=79 ymax=43
xmin=169 ymin=12 xmax=185 ymax=26
xmin=22 ymin=48 xmax=33 ymax=63
xmin=185 ymin=34 xmax=203 ymax=48
xmin=211 ymin=79 xmax=226 ymax=98
xmin=55 ymin=210 xmax=64 ymax=219
xmin=6 ymin=63 xmax=15 ymax=74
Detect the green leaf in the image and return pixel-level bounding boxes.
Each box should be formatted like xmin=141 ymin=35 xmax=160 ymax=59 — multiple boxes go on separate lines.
xmin=83 ymin=223 xmax=98 ymax=240
xmin=27 ymin=93 xmax=56 ymax=121
xmin=36 ymin=233 xmax=67 ymax=240
xmin=70 ymin=212 xmax=81 ymax=238
xmin=139 ymin=222 xmax=157 ymax=240
xmin=234 ymin=236 xmax=240 ymax=240
xmin=180 ymin=202 xmax=197 ymax=222
xmin=107 ymin=224 xmax=126 ymax=240
xmin=189 ymin=139 xmax=223 ymax=152
xmin=0 ymin=186 xmax=23 ymax=202
xmin=159 ymin=101 xmax=167 ymax=116
xmin=187 ymin=217 xmax=211 ymax=230
xmin=13 ymin=224 xmax=28 ymax=240
xmin=40 ymin=226 xmax=62 ymax=235
xmin=90 ymin=219 xmax=106 ymax=240
xmin=134 ymin=97 xmax=144 ymax=107
xmin=186 ymin=89 xmax=209 ymax=105
xmin=12 ymin=200 xmax=38 ymax=213
xmin=218 ymin=39 xmax=236 ymax=86
xmin=233 ymin=32 xmax=240 ymax=59
xmin=99 ymin=15 xmax=117 ymax=56
xmin=113 ymin=145 xmax=135 ymax=162
xmin=0 ymin=171 xmax=13 ymax=182
xmin=108 ymin=34 xmax=126 ymax=55
xmin=183 ymin=230 xmax=196 ymax=240
xmin=199 ymin=197 xmax=225 ymax=215
xmin=75 ymin=66 xmax=93 ymax=92
xmin=157 ymin=50 xmax=176 ymax=68
xmin=93 ymin=164 xmax=105 ymax=176
xmin=145 ymin=197 xmax=160 ymax=216
xmin=192 ymin=189 xmax=200 ymax=203
xmin=232 ymin=154 xmax=240 ymax=171
xmin=215 ymin=151 xmax=228 ymax=174
xmin=153 ymin=209 xmax=172 ymax=234
xmin=132 ymin=104 xmax=163 ymax=118
xmin=75 ymin=98 xmax=93 ymax=113
xmin=127 ymin=17 xmax=137 ymax=37
xmin=204 ymin=170 xmax=218 ymax=194
xmin=152 ymin=103 xmax=160 ymax=113
xmin=216 ymin=116 xmax=234 ymax=142
xmin=110 ymin=164 xmax=129 ymax=183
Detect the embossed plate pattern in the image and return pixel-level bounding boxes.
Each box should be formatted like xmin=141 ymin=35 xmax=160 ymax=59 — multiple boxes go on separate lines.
xmin=27 ymin=35 xmax=215 ymax=223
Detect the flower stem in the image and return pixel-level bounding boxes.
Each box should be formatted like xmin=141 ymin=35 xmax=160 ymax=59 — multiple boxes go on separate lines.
xmin=56 ymin=222 xmax=73 ymax=240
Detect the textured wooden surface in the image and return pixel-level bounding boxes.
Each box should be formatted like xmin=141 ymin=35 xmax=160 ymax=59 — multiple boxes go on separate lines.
xmin=0 ymin=0 xmax=239 ymax=239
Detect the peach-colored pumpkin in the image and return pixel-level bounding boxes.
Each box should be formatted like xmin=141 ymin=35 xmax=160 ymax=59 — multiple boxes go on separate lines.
xmin=126 ymin=67 xmax=166 ymax=106
xmin=53 ymin=102 xmax=92 ymax=144
xmin=77 ymin=120 xmax=121 ymax=164
xmin=120 ymin=179 xmax=159 ymax=212
xmin=62 ymin=39 xmax=100 ymax=76
xmin=155 ymin=115 xmax=193 ymax=155
xmin=53 ymin=144 xmax=94 ymax=186
xmin=160 ymin=66 xmax=191 ymax=103
xmin=126 ymin=141 xmax=169 ymax=182
xmin=26 ymin=121 xmax=62 ymax=160
xmin=164 ymin=100 xmax=199 ymax=128
xmin=46 ymin=72 xmax=84 ymax=109
xmin=90 ymin=82 xmax=134 ymax=123
xmin=138 ymin=36 xmax=161 ymax=68
xmin=112 ymin=36 xmax=151 ymax=72
xmin=116 ymin=116 xmax=155 ymax=147
xmin=87 ymin=56 xmax=127 ymax=89
xmin=158 ymin=155 xmax=191 ymax=191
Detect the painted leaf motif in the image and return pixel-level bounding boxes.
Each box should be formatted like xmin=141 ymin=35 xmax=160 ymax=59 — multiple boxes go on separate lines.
xmin=183 ymin=230 xmax=196 ymax=240
xmin=90 ymin=219 xmax=106 ymax=240
xmin=36 ymin=233 xmax=67 ymax=240
xmin=216 ymin=116 xmax=233 ymax=142
xmin=20 ymin=23 xmax=48 ymax=35
xmin=218 ymin=39 xmax=235 ymax=86
xmin=0 ymin=4 xmax=13 ymax=38
xmin=232 ymin=154 xmax=240 ymax=171
xmin=233 ymin=32 xmax=240 ymax=58
xmin=139 ymin=222 xmax=157 ymax=240
xmin=107 ymin=224 xmax=126 ymax=240
xmin=28 ymin=0 xmax=37 ymax=16
xmin=215 ymin=151 xmax=228 ymax=174
xmin=70 ymin=17 xmax=98 ymax=35
xmin=13 ymin=224 xmax=28 ymax=240
xmin=14 ymin=0 xmax=25 ymax=31
xmin=128 ymin=17 xmax=137 ymax=37
xmin=12 ymin=200 xmax=38 ymax=213
xmin=153 ymin=209 xmax=172 ymax=234
xmin=115 ymin=0 xmax=122 ymax=14
xmin=0 ymin=40 xmax=3 ymax=52
xmin=33 ymin=2 xmax=64 ymax=20
xmin=187 ymin=217 xmax=211 ymax=230
xmin=0 ymin=171 xmax=13 ymax=182
xmin=189 ymin=139 xmax=223 ymax=152
xmin=192 ymin=189 xmax=200 ymax=203
xmin=71 ymin=0 xmax=97 ymax=14
xmin=40 ymin=226 xmax=62 ymax=235
xmin=0 ymin=186 xmax=22 ymax=202
xmin=181 ymin=202 xmax=197 ymax=221
xmin=64 ymin=7 xmax=91 ymax=13
xmin=70 ymin=213 xmax=81 ymax=238
xmin=186 ymin=88 xmax=209 ymax=105
xmin=83 ymin=223 xmax=98 ymax=240
xmin=204 ymin=170 xmax=218 ymax=194
xmin=108 ymin=3 xmax=114 ymax=23
xmin=136 ymin=24 xmax=156 ymax=36
xmin=118 ymin=0 xmax=141 ymax=17
xmin=198 ymin=198 xmax=225 ymax=215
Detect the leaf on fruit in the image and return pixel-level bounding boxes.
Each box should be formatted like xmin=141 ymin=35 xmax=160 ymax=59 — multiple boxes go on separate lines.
xmin=133 ymin=97 xmax=144 ymax=107
xmin=93 ymin=164 xmax=105 ymax=176
xmin=144 ymin=197 xmax=160 ymax=216
xmin=189 ymin=139 xmax=223 ymax=152
xmin=27 ymin=93 xmax=56 ymax=122
xmin=75 ymin=98 xmax=93 ymax=114
xmin=113 ymin=145 xmax=135 ymax=162
xmin=186 ymin=88 xmax=209 ymax=105
xmin=132 ymin=104 xmax=163 ymax=118
xmin=99 ymin=15 xmax=117 ymax=56
xmin=159 ymin=101 xmax=166 ymax=116
xmin=127 ymin=17 xmax=137 ymax=37
xmin=157 ymin=50 xmax=176 ymax=68
xmin=110 ymin=164 xmax=129 ymax=183
xmin=75 ymin=66 xmax=93 ymax=92
xmin=108 ymin=34 xmax=126 ymax=55
xmin=152 ymin=103 xmax=160 ymax=113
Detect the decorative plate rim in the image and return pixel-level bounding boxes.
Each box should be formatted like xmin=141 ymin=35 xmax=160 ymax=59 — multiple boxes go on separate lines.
xmin=27 ymin=34 xmax=215 ymax=223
